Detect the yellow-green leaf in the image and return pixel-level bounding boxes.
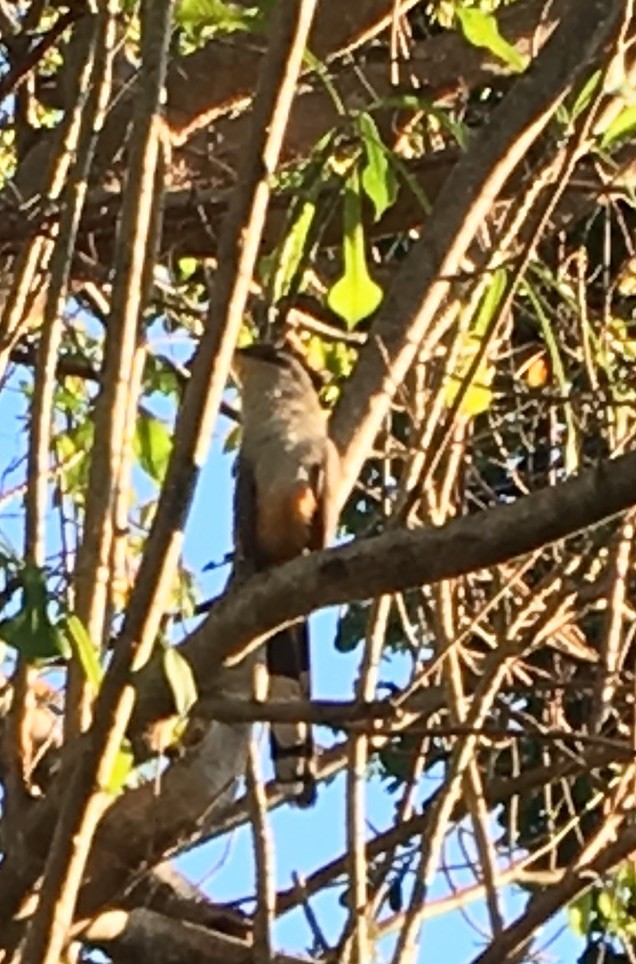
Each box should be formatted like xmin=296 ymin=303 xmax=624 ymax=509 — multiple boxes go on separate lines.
xmin=600 ymin=104 xmax=636 ymax=149
xmin=135 ymin=409 xmax=173 ymax=484
xmin=164 ymin=647 xmax=198 ymax=718
xmin=105 ymin=741 xmax=134 ymax=796
xmin=62 ymin=614 xmax=103 ymax=693
xmin=570 ymin=70 xmax=602 ymax=123
xmin=597 ymin=889 xmax=614 ymax=921
xmin=357 ymin=112 xmax=398 ymax=221
xmin=271 ymin=200 xmax=316 ymax=302
xmin=444 ymin=269 xmax=507 ymax=417
xmin=445 ymin=366 xmax=493 ymax=417
xmin=177 ymin=0 xmax=256 ymax=31
xmin=327 ymin=169 xmax=383 ymax=328
xmin=223 ymin=422 xmax=241 ymax=454
xmin=456 ymin=9 xmax=527 ymax=74
xmin=568 ymin=891 xmax=592 ymax=937
xmin=177 ymin=256 xmax=198 ymax=280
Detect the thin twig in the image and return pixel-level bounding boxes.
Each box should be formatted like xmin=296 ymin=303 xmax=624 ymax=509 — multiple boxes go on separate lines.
xmin=342 ymin=597 xmax=391 ymax=963
xmin=290 ymin=873 xmax=331 ymax=955
xmin=246 ymin=738 xmax=275 ymax=964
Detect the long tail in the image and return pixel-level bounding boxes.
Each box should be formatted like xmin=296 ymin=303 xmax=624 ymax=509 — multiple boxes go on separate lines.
xmin=266 ymin=621 xmax=316 ymax=807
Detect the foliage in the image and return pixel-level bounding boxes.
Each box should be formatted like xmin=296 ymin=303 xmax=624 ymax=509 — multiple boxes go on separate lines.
xmin=0 ymin=0 xmax=635 ymax=962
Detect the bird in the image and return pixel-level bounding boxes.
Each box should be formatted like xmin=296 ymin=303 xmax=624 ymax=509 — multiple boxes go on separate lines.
xmin=232 ymin=342 xmax=340 ymax=806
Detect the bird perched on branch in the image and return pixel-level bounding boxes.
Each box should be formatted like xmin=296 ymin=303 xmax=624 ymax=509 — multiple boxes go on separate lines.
xmin=232 ymin=342 xmax=340 ymax=806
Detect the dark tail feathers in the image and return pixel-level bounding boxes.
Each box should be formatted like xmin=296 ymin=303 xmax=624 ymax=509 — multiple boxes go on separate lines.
xmin=266 ymin=622 xmax=316 ymax=807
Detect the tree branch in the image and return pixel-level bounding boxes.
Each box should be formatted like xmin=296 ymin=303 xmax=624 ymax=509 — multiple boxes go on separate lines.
xmin=166 ymin=0 xmax=421 ymax=142
xmin=82 ymin=907 xmax=309 ymax=964
xmin=181 ymin=446 xmax=636 ymax=693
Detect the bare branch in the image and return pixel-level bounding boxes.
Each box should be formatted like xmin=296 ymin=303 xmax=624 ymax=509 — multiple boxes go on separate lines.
xmin=83 ymin=907 xmax=309 ymax=964
xmin=196 ymin=446 xmax=636 ymax=678
xmin=246 ymin=740 xmax=275 ymax=964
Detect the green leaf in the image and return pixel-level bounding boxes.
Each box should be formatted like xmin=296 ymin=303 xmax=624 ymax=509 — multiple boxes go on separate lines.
xmin=444 ymin=269 xmax=507 ymax=417
xmin=177 ymin=256 xmax=198 ymax=280
xmin=144 ymin=355 xmax=181 ymax=399
xmin=568 ymin=891 xmax=593 ymax=937
xmin=324 ymin=340 xmax=355 ymax=380
xmin=357 ymin=112 xmax=398 ymax=221
xmin=223 ymin=423 xmax=242 ymax=454
xmin=135 ymin=409 xmax=173 ymax=484
xmin=62 ymin=614 xmax=103 ymax=693
xmin=327 ymin=169 xmax=383 ymax=328
xmin=0 ymin=563 xmax=70 ymax=662
xmin=271 ymin=200 xmax=316 ymax=302
xmin=600 ymin=104 xmax=636 ymax=149
xmin=597 ymin=889 xmax=615 ymax=922
xmin=56 ymin=419 xmax=93 ymax=497
xmin=163 ymin=647 xmax=198 ymax=718
xmin=473 ymin=267 xmax=508 ymax=338
xmin=456 ymin=9 xmax=528 ymax=73
xmin=570 ymin=70 xmax=602 ymax=123
xmin=177 ymin=0 xmax=257 ymax=32
xmin=105 ymin=741 xmax=134 ymax=796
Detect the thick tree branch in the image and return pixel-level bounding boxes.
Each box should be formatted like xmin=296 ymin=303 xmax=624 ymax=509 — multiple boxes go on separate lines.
xmin=135 ymin=446 xmax=636 ymax=730
xmin=173 ymin=0 xmax=572 ymax=177
xmin=83 ymin=907 xmax=308 ymax=964
xmin=166 ymin=0 xmax=421 ymax=142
